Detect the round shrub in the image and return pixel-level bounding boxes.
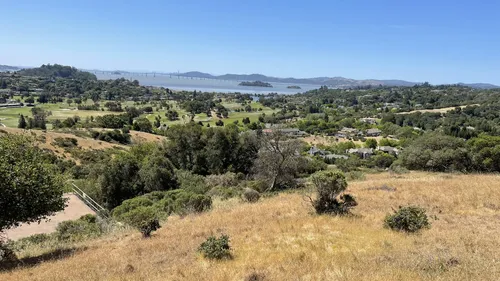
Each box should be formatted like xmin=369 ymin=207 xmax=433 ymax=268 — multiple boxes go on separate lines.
xmin=0 ymin=243 xmax=18 ymax=266
xmin=310 ymin=170 xmax=357 ymax=215
xmin=384 ymin=206 xmax=430 ymax=233
xmin=198 ymin=234 xmax=231 ymax=260
xmin=207 ymin=186 xmax=240 ymax=200
xmin=241 ymin=188 xmax=261 ymax=203
xmin=173 ymin=192 xmax=212 ymax=215
xmin=121 ymin=206 xmax=161 ymax=238
xmin=112 ymin=197 xmax=154 ymax=219
xmin=56 ymin=215 xmax=102 ymax=242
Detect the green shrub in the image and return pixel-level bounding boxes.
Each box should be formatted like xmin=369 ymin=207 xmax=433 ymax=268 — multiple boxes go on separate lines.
xmin=198 ymin=234 xmax=232 ymax=260
xmin=113 ymin=190 xmax=212 ymax=222
xmin=241 ymin=188 xmax=260 ymax=203
xmin=112 ymin=196 xmax=154 ymax=219
xmin=346 ymin=170 xmax=366 ymax=181
xmin=207 ymin=186 xmax=241 ymax=200
xmin=245 ymin=180 xmax=268 ymax=193
xmin=7 ymin=233 xmax=55 ymax=252
xmin=384 ymin=206 xmax=430 ymax=233
xmin=176 ymin=170 xmax=209 ymax=194
xmin=18 ymin=233 xmax=52 ymax=245
xmin=56 ymin=215 xmax=102 ymax=242
xmin=389 ymin=164 xmax=410 ymax=175
xmin=121 ymin=206 xmax=161 ymax=238
xmin=205 ymin=172 xmax=239 ymax=188
xmin=172 ymin=191 xmax=212 ymax=215
xmin=310 ymin=170 xmax=357 ymax=215
xmin=297 ymin=157 xmax=327 ymax=176
xmin=0 ymin=242 xmax=18 ymax=266
xmin=52 ymin=137 xmax=78 ymax=148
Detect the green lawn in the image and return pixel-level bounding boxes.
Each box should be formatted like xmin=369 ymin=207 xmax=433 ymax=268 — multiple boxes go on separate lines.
xmin=0 ymin=100 xmax=276 ymax=128
xmin=142 ymin=101 xmax=275 ymax=127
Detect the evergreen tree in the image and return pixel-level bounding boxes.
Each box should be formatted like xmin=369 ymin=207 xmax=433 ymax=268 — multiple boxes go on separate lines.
xmin=18 ymin=114 xmax=27 ymax=129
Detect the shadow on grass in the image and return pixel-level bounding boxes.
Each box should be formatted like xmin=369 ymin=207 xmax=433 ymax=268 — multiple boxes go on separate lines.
xmin=0 ymin=246 xmax=87 ymax=271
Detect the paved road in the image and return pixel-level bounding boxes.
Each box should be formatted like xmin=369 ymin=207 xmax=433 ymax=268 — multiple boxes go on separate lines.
xmin=4 ymin=193 xmax=96 ymax=240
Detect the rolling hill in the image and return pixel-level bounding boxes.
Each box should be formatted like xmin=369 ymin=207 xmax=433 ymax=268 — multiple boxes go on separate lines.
xmin=175 ymin=71 xmax=500 ymax=89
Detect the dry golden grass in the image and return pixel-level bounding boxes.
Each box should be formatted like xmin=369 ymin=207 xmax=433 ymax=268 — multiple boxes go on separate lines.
xmin=397 ymin=104 xmax=480 ymax=115
xmin=2 ymin=172 xmax=500 ymax=281
xmin=0 ymin=127 xmax=127 ymax=160
xmin=0 ymin=128 xmax=166 ymax=161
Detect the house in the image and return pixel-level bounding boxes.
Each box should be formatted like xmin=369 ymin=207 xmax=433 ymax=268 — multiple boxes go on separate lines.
xmin=335 ymin=127 xmax=361 ymax=138
xmin=262 ymin=128 xmax=308 ymax=137
xmin=360 ymin=118 xmax=378 ymax=125
xmin=347 ymin=148 xmax=374 ymax=159
xmin=365 ymin=128 xmax=382 ymax=137
xmin=308 ymin=146 xmax=325 ymax=156
xmin=324 ymin=154 xmax=348 ymax=160
xmin=309 ymin=146 xmax=349 ymax=162
xmin=377 ymin=146 xmax=400 ymax=156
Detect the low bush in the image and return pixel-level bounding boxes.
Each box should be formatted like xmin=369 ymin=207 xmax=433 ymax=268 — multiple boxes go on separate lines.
xmin=90 ymin=130 xmax=131 ymax=144
xmin=112 ymin=197 xmax=154 ymax=219
xmin=113 ymin=190 xmax=212 ymax=222
xmin=384 ymin=206 xmax=430 ymax=233
xmin=241 ymin=188 xmax=260 ymax=203
xmin=207 ymin=186 xmax=241 ymax=200
xmin=389 ymin=164 xmax=410 ymax=175
xmin=6 ymin=233 xmax=55 ymax=253
xmin=205 ymin=172 xmax=239 ymax=188
xmin=120 ymin=206 xmax=161 ymax=238
xmin=52 ymin=137 xmax=78 ymax=148
xmin=56 ymin=215 xmax=102 ymax=242
xmin=346 ymin=170 xmax=366 ymax=181
xmin=0 ymin=242 xmax=18 ymax=266
xmin=198 ymin=234 xmax=232 ymax=260
xmin=310 ymin=170 xmax=357 ymax=215
xmin=245 ymin=180 xmax=268 ymax=193
xmin=176 ymin=170 xmax=209 ymax=194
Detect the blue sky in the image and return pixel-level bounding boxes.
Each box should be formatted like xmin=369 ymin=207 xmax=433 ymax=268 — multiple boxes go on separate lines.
xmin=2 ymin=0 xmax=500 ymax=84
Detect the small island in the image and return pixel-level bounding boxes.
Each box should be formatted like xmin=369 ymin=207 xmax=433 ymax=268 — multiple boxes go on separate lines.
xmin=239 ymin=81 xmax=273 ymax=87
xmin=287 ymin=85 xmax=302 ymax=89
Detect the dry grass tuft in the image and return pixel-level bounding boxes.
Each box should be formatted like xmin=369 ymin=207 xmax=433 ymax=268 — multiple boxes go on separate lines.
xmin=2 ymin=172 xmax=500 ymax=280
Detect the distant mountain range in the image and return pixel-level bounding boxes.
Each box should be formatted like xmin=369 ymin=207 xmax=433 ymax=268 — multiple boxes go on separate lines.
xmin=176 ymin=71 xmax=500 ymax=89
xmin=1 ymin=64 xmax=499 ymax=89
xmin=0 ymin=65 xmax=21 ymax=72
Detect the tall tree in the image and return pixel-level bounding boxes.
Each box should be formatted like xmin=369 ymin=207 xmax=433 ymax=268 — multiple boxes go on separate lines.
xmin=253 ymin=130 xmax=304 ymax=191
xmin=18 ymin=114 xmax=27 ymax=129
xmin=0 ymin=135 xmax=66 ymax=232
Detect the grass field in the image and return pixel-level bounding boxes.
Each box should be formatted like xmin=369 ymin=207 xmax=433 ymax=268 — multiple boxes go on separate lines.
xmin=396 ymin=104 xmax=480 ymax=115
xmin=143 ymin=101 xmax=276 ymax=127
xmin=2 ymin=172 xmax=500 ymax=281
xmin=0 ymin=100 xmax=275 ymax=128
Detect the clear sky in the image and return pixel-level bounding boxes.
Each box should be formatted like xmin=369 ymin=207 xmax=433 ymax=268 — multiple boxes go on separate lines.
xmin=2 ymin=0 xmax=500 ymax=84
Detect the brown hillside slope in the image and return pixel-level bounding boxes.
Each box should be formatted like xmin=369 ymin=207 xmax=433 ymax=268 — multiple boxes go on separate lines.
xmin=2 ymin=173 xmax=500 ymax=281
xmin=0 ymin=127 xmax=127 ymax=159
xmin=0 ymin=128 xmax=166 ymax=160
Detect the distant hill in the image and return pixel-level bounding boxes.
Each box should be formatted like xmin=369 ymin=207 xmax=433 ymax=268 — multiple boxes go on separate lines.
xmin=18 ymin=64 xmax=97 ymax=80
xmin=458 ymin=83 xmax=500 ymax=89
xmin=0 ymin=65 xmax=21 ymax=72
xmin=176 ymin=71 xmax=500 ymax=89
xmin=176 ymin=72 xmax=418 ymax=88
